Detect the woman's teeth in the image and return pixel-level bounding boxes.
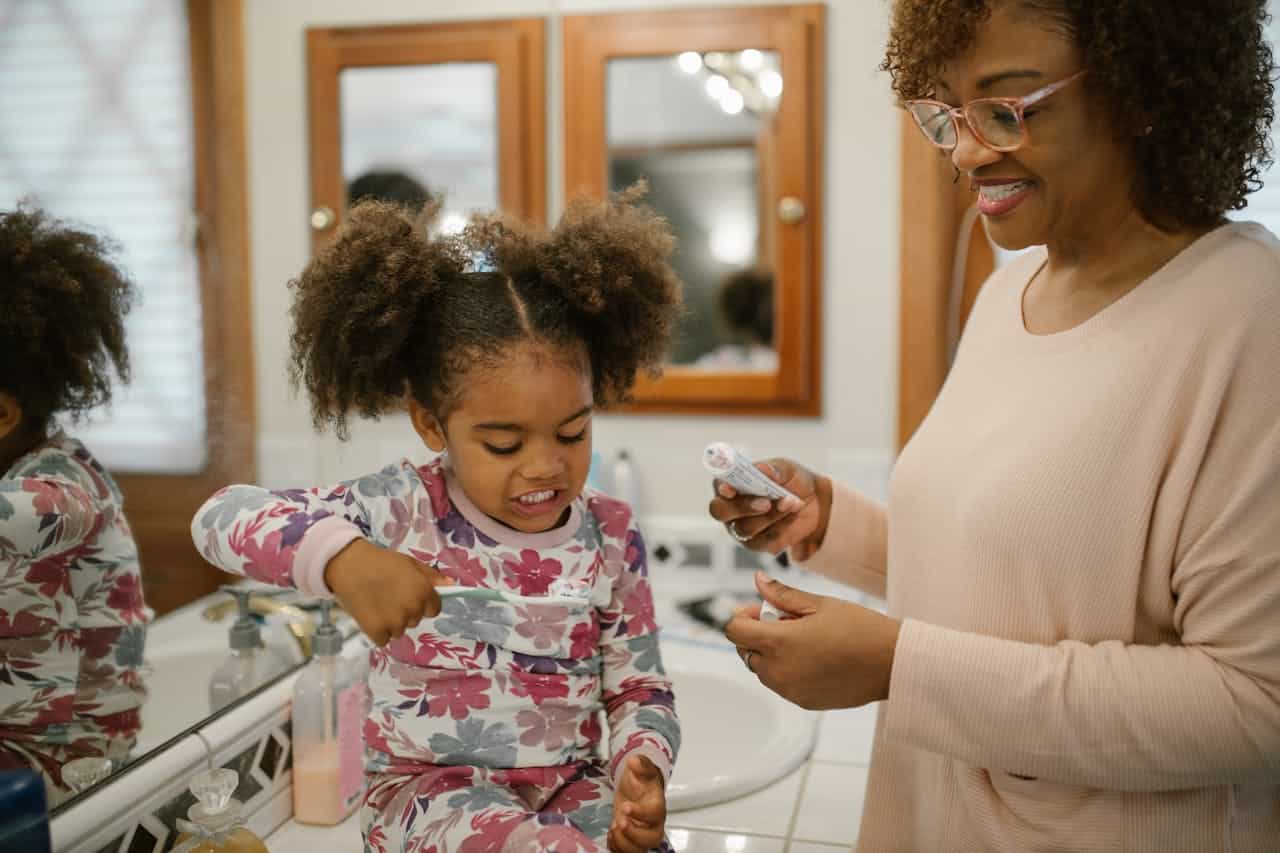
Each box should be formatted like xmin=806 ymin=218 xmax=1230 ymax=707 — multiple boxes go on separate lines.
xmin=518 ymin=490 xmax=555 ymax=505
xmin=979 ymin=181 xmax=1032 ymax=201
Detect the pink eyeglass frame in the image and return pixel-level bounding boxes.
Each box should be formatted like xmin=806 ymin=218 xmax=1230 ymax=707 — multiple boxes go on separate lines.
xmin=905 ymin=70 xmax=1087 ymax=152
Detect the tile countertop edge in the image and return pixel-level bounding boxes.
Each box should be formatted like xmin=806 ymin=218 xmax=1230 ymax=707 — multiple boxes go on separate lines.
xmin=52 ymin=669 xmax=304 ymax=853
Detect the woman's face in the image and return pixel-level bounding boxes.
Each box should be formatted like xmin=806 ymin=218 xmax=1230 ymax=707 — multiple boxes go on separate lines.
xmin=938 ymin=2 xmax=1136 ymax=251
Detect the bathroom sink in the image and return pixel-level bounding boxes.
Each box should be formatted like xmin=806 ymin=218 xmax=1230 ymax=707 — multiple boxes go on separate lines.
xmin=659 ymin=635 xmax=819 ymax=812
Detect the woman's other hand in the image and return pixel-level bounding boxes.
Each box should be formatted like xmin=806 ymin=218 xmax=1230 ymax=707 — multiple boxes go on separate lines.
xmin=324 ymin=538 xmax=454 ymax=645
xmin=725 ymin=571 xmax=901 ymax=711
xmin=708 ymin=457 xmax=833 ymax=560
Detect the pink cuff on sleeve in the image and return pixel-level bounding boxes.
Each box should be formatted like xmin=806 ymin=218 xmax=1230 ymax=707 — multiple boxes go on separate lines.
xmin=292 ymin=515 xmax=364 ymax=598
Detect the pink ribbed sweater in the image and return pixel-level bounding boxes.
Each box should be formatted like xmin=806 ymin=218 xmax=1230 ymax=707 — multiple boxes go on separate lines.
xmin=806 ymin=222 xmax=1280 ymax=851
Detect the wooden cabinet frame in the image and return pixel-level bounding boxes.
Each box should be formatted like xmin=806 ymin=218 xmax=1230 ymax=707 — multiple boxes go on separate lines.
xmin=306 ymin=17 xmax=547 ymax=250
xmin=563 ymin=5 xmax=825 ymax=416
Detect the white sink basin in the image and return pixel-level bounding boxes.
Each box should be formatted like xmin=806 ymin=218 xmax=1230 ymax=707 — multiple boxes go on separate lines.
xmin=660 ymin=635 xmax=819 ymax=812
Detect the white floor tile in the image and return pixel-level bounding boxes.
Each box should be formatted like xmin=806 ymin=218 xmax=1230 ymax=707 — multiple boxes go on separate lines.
xmin=787 ymin=842 xmax=852 ymax=852
xmin=791 ymin=762 xmax=868 ymax=845
xmin=668 ymin=764 xmax=806 ymax=836
xmin=814 ymin=704 xmax=878 ymax=765
xmin=667 ymin=828 xmax=785 ymax=852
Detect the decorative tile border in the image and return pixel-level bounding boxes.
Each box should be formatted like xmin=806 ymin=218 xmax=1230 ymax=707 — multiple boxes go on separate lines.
xmin=55 ymin=674 xmax=300 ymax=853
xmin=643 ymin=515 xmax=792 ymax=579
xmin=84 ymin=719 xmax=292 ymax=853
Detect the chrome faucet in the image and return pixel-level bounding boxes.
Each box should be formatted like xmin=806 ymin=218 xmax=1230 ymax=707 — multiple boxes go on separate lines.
xmin=201 ymin=593 xmax=319 ymax=659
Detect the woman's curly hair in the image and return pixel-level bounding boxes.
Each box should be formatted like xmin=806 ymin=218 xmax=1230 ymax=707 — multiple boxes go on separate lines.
xmin=289 ymin=184 xmax=682 ymax=438
xmin=0 ymin=205 xmax=135 ymax=431
xmin=882 ymin=0 xmax=1276 ymax=230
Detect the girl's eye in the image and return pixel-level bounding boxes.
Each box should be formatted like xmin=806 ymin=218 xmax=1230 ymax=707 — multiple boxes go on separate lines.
xmin=484 ymin=443 xmax=521 ymax=456
xmin=558 ymin=428 xmax=588 ymax=445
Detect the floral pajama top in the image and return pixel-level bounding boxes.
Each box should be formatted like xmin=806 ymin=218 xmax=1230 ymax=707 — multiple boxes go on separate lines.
xmin=0 ymin=433 xmax=151 ymax=802
xmin=190 ymin=457 xmax=680 ymax=791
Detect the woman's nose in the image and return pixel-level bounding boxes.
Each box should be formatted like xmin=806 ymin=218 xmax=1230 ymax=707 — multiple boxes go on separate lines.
xmin=951 ymin=122 xmax=1003 ymax=175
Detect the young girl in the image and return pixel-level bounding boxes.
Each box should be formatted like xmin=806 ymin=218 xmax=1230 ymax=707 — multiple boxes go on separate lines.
xmin=192 ymin=190 xmax=682 ymax=852
xmin=0 ymin=206 xmax=151 ymax=805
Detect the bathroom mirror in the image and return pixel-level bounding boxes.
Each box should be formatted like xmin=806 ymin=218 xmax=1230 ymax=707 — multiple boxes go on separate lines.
xmin=564 ymin=5 xmax=824 ymax=415
xmin=306 ymin=18 xmax=547 ymax=250
xmin=0 ymin=0 xmax=278 ymax=813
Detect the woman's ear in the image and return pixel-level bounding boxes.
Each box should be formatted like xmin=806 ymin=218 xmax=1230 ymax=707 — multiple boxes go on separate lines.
xmin=408 ymin=398 xmax=448 ymax=453
xmin=0 ymin=392 xmax=23 ymax=443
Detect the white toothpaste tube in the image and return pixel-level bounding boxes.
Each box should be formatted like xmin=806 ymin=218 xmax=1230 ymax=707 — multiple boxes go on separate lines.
xmin=703 ymin=442 xmax=798 ymax=502
xmin=760 ymin=600 xmax=783 ymax=622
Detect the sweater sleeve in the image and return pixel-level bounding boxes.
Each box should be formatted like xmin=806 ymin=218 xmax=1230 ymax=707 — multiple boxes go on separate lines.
xmin=0 ymin=476 xmax=99 ymax=563
xmin=189 ymin=463 xmax=427 ymax=597
xmin=883 ymin=303 xmax=1280 ymax=791
xmin=794 ymin=482 xmax=889 ymax=600
xmin=598 ymin=520 xmax=680 ymax=787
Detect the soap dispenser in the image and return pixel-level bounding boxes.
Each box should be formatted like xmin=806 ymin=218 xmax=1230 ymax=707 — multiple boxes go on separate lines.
xmin=291 ymin=600 xmax=369 ymax=825
xmin=173 ymin=767 xmax=268 ymax=853
xmin=209 ymin=586 xmax=289 ymax=713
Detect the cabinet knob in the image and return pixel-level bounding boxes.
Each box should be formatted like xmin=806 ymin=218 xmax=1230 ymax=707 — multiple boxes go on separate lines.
xmin=310 ymin=206 xmax=336 ymax=231
xmin=778 ymin=196 xmax=806 ymax=224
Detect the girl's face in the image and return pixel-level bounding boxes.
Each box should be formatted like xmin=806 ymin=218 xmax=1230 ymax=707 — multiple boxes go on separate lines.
xmin=411 ymin=341 xmax=594 ymax=534
xmin=938 ymin=2 xmax=1136 ymax=252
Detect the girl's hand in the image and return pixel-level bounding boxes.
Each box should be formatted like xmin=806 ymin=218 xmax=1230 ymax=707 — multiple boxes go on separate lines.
xmin=323 ymin=539 xmax=453 ymax=645
xmin=608 ymin=755 xmax=667 ymax=853
xmin=725 ymin=572 xmax=901 ymax=710
xmin=708 ymin=458 xmax=833 ymax=561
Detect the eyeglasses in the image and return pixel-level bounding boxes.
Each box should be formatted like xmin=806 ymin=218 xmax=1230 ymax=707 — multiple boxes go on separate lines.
xmin=904 ymin=70 xmax=1086 ymax=153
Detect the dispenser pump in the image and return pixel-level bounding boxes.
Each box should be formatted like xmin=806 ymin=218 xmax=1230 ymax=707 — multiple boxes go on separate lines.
xmin=312 ymin=599 xmax=342 ymax=657
xmin=221 ymin=585 xmax=285 ymax=652
xmin=224 ymin=587 xmax=263 ymax=652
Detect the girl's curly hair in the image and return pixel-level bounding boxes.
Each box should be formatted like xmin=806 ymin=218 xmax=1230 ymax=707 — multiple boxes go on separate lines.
xmin=289 ymin=184 xmax=682 ymax=438
xmin=0 ymin=205 xmax=135 ymax=431
xmin=882 ymin=0 xmax=1276 ymax=231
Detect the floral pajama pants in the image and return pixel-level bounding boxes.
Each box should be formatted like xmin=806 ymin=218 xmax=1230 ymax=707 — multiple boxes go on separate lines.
xmin=362 ymin=759 xmax=676 ymax=853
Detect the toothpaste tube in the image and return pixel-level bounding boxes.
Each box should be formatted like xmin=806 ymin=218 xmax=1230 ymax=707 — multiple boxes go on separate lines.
xmin=703 ymin=442 xmax=798 ymax=502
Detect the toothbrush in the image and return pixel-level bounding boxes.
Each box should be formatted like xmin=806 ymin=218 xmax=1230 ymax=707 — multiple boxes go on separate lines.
xmin=437 ymin=577 xmax=592 ymax=607
xmin=703 ymin=442 xmax=798 ymax=502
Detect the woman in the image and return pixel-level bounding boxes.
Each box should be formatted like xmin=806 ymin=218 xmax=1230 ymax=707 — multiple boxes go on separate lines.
xmin=713 ymin=2 xmax=1280 ymax=850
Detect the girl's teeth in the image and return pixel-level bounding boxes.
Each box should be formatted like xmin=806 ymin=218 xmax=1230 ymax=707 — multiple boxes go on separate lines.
xmin=519 ymin=490 xmax=554 ymax=505
xmin=979 ymin=181 xmax=1030 ymax=201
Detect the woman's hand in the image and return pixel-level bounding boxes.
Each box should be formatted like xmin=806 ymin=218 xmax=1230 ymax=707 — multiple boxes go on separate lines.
xmin=708 ymin=458 xmax=833 ymax=560
xmin=725 ymin=572 xmax=901 ymax=711
xmin=324 ymin=538 xmax=453 ymax=645
xmin=608 ymin=754 xmax=667 ymax=853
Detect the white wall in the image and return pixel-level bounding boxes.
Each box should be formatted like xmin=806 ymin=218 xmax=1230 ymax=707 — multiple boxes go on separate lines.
xmin=245 ymin=0 xmax=901 ymax=515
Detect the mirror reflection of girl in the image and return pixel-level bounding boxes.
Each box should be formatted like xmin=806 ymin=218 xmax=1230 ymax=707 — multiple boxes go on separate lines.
xmin=0 ymin=206 xmax=152 ymax=806
xmin=192 ymin=190 xmax=683 ymax=853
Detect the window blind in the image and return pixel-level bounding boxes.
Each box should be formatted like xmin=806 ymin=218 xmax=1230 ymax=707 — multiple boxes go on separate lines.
xmin=0 ymin=0 xmax=206 ymax=473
